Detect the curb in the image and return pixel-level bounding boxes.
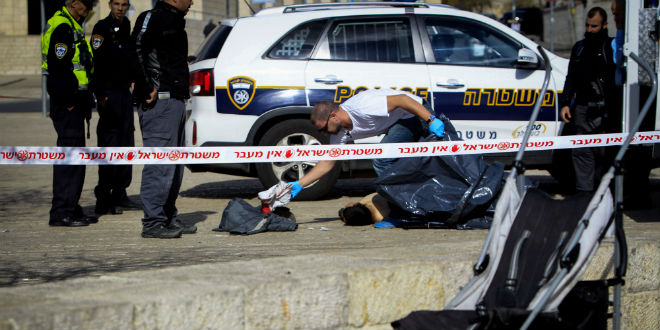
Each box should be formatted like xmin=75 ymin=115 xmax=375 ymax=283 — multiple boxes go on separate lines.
xmin=0 ymin=238 xmax=657 ymax=330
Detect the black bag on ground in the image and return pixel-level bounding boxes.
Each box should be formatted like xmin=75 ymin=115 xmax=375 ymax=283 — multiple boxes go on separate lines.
xmin=213 ymin=198 xmax=297 ymax=235
xmin=375 ymin=116 xmax=505 ymax=225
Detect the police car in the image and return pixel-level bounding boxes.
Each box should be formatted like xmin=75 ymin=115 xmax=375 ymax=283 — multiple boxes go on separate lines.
xmin=186 ymin=2 xmax=569 ymax=200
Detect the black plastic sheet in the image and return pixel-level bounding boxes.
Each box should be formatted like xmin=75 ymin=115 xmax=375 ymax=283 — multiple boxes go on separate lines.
xmin=375 ymin=116 xmax=505 ymax=225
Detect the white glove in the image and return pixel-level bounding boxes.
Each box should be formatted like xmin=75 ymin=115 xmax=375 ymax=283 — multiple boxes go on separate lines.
xmin=258 ymin=182 xmax=293 ymax=210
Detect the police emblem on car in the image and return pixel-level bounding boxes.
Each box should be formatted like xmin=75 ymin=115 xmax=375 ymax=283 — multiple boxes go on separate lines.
xmin=227 ymin=76 xmax=255 ymax=110
xmin=55 ymin=43 xmax=67 ymax=59
xmin=91 ymin=34 xmax=104 ymax=50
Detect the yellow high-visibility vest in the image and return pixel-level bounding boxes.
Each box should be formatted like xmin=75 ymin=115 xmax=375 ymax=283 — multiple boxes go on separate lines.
xmin=41 ymin=6 xmax=93 ymax=90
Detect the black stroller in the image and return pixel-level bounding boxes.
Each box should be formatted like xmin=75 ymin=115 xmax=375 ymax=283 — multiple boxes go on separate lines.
xmin=392 ymin=48 xmax=657 ymax=330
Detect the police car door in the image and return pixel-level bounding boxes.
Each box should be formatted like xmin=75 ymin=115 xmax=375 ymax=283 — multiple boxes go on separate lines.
xmin=420 ymin=15 xmax=559 ymax=141
xmin=305 ymin=15 xmax=431 ymax=144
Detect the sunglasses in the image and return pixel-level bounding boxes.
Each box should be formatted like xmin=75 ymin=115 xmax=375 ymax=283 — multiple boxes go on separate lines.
xmin=318 ymin=112 xmax=332 ymax=134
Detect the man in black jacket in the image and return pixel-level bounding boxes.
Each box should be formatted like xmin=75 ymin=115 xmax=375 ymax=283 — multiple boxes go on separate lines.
xmin=560 ymin=7 xmax=617 ymax=192
xmin=132 ymin=0 xmax=196 ymax=238
xmin=91 ymin=0 xmax=141 ymax=215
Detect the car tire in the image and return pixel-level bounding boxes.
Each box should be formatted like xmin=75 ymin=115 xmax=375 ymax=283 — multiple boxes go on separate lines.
xmin=255 ymin=119 xmax=340 ymax=201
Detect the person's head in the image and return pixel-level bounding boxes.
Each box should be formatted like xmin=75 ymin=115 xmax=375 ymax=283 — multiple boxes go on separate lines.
xmin=611 ymin=0 xmax=625 ymax=30
xmin=338 ymin=203 xmax=372 ymax=226
xmin=164 ymin=0 xmax=194 ymax=15
xmin=109 ymin=0 xmax=129 ymax=21
xmin=585 ymin=7 xmax=607 ymax=34
xmin=311 ymin=101 xmax=341 ymax=135
xmin=66 ymin=0 xmax=98 ymax=20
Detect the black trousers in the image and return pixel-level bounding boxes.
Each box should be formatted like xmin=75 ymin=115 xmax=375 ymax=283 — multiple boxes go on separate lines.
xmin=49 ymin=102 xmax=87 ymax=221
xmin=95 ymin=89 xmax=135 ymax=204
xmin=572 ymin=105 xmax=606 ymax=192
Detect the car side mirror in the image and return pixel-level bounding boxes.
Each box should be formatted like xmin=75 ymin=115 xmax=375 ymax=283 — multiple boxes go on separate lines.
xmin=515 ymin=48 xmax=540 ymax=69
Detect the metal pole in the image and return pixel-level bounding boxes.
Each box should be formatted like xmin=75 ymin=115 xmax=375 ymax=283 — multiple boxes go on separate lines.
xmin=610 ymin=52 xmax=656 ymax=330
xmin=569 ymin=0 xmax=577 ymax=45
xmin=550 ymin=1 xmax=555 ymax=52
xmin=512 ymin=0 xmax=517 ymax=31
xmin=512 ymin=0 xmax=516 ymax=19
xmin=40 ymin=0 xmax=48 ymax=117
xmin=613 ymin=171 xmax=623 ymax=330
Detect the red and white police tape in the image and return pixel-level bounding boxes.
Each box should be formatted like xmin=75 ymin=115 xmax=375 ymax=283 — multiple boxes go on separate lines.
xmin=1 ymin=131 xmax=659 ymax=165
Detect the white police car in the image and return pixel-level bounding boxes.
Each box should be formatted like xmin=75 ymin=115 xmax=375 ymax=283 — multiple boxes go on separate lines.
xmin=186 ymin=2 xmax=569 ymax=200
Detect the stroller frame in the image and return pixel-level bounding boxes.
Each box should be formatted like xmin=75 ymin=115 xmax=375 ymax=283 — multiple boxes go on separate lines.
xmin=512 ymin=50 xmax=657 ymax=330
xmin=393 ymin=47 xmax=657 ymax=330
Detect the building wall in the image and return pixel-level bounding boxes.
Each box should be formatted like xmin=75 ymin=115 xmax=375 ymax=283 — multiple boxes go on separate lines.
xmin=0 ymin=0 xmax=28 ymax=36
xmin=540 ymin=0 xmax=617 ymax=54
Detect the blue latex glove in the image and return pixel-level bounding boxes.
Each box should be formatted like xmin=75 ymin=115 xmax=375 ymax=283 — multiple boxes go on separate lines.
xmin=287 ymin=181 xmax=302 ymax=199
xmin=429 ymin=117 xmax=445 ymax=138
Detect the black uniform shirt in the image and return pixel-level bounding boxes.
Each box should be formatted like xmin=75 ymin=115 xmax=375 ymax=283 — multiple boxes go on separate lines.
xmin=46 ymin=23 xmax=78 ymax=107
xmin=560 ymin=30 xmax=615 ymax=108
xmin=132 ymin=1 xmax=190 ymax=101
xmin=91 ymin=14 xmax=134 ymax=99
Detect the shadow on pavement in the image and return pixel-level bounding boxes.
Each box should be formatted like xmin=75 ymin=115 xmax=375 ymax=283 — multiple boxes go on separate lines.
xmin=299 ymin=217 xmax=339 ymax=225
xmin=0 ymin=254 xmax=194 ymax=287
xmin=179 ymin=177 xmax=379 ymax=200
xmin=327 ymin=178 xmax=378 ymax=199
xmin=178 ymin=210 xmax=216 ymax=225
xmin=179 ymin=179 xmax=263 ymax=199
xmin=527 ymin=175 xmax=660 ymax=223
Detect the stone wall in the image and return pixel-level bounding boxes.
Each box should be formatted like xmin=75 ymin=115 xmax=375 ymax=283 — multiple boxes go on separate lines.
xmin=0 ymin=1 xmax=28 ymax=36
xmin=540 ymin=0 xmax=617 ymax=54
xmin=0 ymin=36 xmax=42 ymax=75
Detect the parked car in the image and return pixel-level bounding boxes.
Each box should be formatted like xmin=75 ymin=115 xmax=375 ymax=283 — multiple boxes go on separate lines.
xmin=185 ymin=2 xmax=569 ymax=200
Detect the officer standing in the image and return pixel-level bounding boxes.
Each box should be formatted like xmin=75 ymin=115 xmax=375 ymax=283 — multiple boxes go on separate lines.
xmin=91 ymin=0 xmax=141 ymax=215
xmin=560 ymin=7 xmax=617 ymax=192
xmin=42 ymin=0 xmax=99 ymax=227
xmin=132 ymin=0 xmax=196 ymax=238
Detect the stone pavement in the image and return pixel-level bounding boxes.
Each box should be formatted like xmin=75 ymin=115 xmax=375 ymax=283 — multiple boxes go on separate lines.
xmin=0 ymin=81 xmax=658 ymax=329
xmin=0 ymin=75 xmax=42 ymax=101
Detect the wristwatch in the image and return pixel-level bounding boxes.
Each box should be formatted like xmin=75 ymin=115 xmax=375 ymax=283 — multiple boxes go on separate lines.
xmin=426 ymin=115 xmax=436 ymax=125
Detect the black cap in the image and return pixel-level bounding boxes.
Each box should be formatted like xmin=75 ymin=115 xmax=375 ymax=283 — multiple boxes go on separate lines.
xmin=79 ymin=0 xmax=99 ymax=9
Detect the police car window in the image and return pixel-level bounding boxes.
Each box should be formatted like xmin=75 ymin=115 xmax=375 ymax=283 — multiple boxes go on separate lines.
xmin=267 ymin=20 xmax=327 ymax=60
xmin=425 ymin=17 xmax=520 ymax=67
xmin=194 ymin=24 xmax=232 ymax=62
xmin=325 ymin=18 xmax=414 ymax=63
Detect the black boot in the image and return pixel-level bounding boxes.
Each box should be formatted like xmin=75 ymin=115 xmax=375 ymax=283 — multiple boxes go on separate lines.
xmin=115 ymin=190 xmax=141 ymax=211
xmin=95 ymin=186 xmax=122 ymax=215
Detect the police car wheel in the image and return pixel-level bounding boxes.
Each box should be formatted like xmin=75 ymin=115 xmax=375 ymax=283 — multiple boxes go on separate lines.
xmin=255 ymin=119 xmax=341 ymax=201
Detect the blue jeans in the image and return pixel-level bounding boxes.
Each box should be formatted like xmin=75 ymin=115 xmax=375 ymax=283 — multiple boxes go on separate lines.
xmin=373 ymin=116 xmax=427 ymax=176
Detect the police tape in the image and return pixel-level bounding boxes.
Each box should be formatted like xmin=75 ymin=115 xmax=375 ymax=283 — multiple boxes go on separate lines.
xmin=1 ymin=131 xmax=659 ymax=165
